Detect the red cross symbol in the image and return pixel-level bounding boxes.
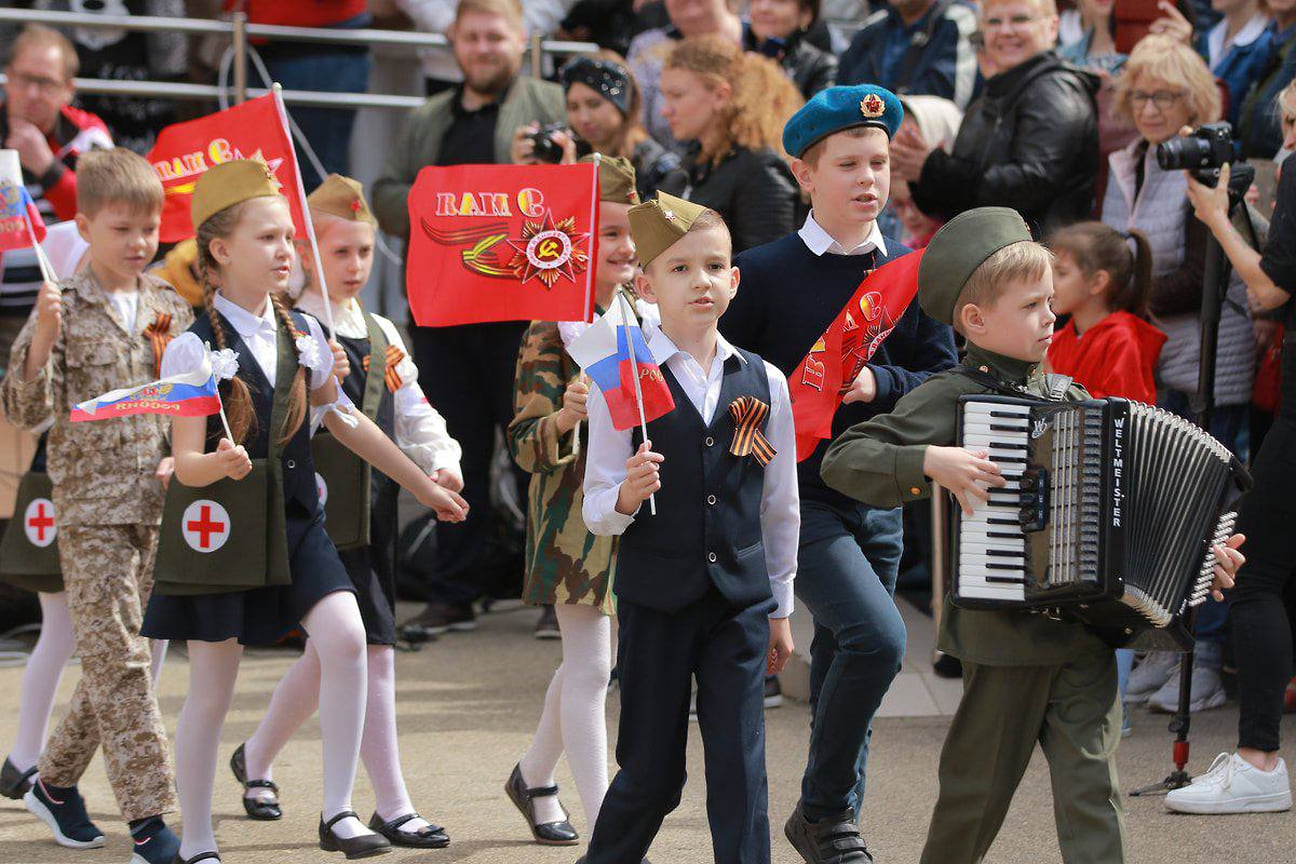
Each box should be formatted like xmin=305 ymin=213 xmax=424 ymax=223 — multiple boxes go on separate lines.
xmin=186 ymin=504 xmax=226 ymax=549
xmin=27 ymin=502 xmax=54 ymax=542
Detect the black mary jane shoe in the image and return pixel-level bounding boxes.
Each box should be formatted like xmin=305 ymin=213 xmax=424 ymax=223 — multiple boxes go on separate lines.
xmin=319 ymin=810 xmax=392 ymax=859
xmin=229 ymin=743 xmax=282 ymax=821
xmin=0 ymin=757 xmax=37 ymax=800
xmin=171 ymin=853 xmax=222 ymax=864
xmin=505 ymin=763 xmax=579 ymax=846
xmin=367 ymin=811 xmax=450 ymax=849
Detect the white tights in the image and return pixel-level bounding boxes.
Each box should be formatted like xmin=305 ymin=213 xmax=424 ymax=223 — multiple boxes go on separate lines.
xmin=7 ymin=592 xmax=167 ymax=774
xmin=174 ymin=591 xmax=371 ymax=859
xmin=243 ymin=642 xmax=429 ymax=833
xmin=518 ymin=604 xmax=613 ymax=830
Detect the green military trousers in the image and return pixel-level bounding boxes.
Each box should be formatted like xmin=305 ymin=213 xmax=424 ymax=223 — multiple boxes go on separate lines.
xmin=919 ymin=653 xmax=1126 ymax=864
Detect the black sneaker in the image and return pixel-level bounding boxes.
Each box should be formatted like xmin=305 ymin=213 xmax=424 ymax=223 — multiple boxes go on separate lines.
xmin=765 ymin=675 xmax=784 ymax=709
xmin=784 ymin=804 xmax=873 ymax=863
xmin=129 ymin=817 xmax=181 ymax=864
xmin=23 ymin=778 xmax=105 ymax=848
xmin=0 ymin=757 xmax=37 ymax=800
xmin=534 ymin=605 xmax=561 ymax=640
xmin=402 ymin=602 xmax=477 ymax=636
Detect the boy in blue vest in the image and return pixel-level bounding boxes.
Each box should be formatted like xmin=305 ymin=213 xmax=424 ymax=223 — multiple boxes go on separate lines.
xmin=578 ymin=192 xmax=800 ymax=864
xmin=722 ymin=84 xmax=956 ymax=863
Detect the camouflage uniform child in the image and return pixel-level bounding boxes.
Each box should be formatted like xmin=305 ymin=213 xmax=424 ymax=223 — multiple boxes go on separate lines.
xmin=503 ymin=156 xmax=638 ymax=846
xmin=0 ymin=148 xmax=189 ymax=861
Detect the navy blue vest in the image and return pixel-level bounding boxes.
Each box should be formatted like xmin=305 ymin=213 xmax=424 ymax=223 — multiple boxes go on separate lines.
xmin=618 ymin=347 xmax=774 ymax=613
xmin=189 ymin=309 xmax=318 ymax=517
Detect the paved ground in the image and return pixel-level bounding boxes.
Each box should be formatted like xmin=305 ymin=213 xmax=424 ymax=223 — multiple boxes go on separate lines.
xmin=0 ymin=600 xmax=1292 ymax=864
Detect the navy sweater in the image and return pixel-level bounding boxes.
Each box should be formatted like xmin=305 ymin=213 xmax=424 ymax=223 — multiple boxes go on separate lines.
xmin=724 ymin=232 xmax=957 ymax=508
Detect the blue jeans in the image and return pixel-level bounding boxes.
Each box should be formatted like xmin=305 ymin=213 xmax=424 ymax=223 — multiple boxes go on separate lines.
xmin=263 ymin=49 xmax=372 ymax=190
xmin=796 ymin=500 xmax=906 ymax=819
xmin=1158 ymin=388 xmax=1246 ymax=647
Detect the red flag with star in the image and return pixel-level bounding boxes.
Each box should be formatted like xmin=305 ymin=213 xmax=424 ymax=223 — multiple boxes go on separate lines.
xmin=146 ymin=93 xmax=307 ymax=243
xmin=406 ymin=162 xmax=599 ymax=326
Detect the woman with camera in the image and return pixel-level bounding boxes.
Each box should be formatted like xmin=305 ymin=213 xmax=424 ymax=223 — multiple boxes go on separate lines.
xmin=659 ymin=35 xmax=803 ymax=253
xmin=511 ymin=54 xmax=689 ymax=202
xmin=1171 ymin=78 xmax=1296 ymax=815
xmin=1103 ymin=35 xmax=1254 ymax=715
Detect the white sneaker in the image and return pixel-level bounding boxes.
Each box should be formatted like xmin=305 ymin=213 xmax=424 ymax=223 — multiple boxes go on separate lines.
xmin=1165 ymin=753 xmax=1293 ymax=814
xmin=1149 ymin=658 xmax=1227 ymax=714
xmin=1127 ymin=651 xmax=1179 ymax=703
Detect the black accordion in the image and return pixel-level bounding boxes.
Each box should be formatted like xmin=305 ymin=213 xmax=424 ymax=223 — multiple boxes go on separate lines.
xmin=950 ymin=395 xmax=1251 ymax=648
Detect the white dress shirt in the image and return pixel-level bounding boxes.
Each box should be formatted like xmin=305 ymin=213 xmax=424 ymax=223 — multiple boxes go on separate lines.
xmin=798 ymin=210 xmax=887 ymax=257
xmin=296 ymin=292 xmax=463 ymax=477
xmin=581 ymin=326 xmax=799 ymax=618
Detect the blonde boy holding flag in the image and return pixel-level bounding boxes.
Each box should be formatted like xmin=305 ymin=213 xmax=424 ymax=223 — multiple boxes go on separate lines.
xmin=0 ymin=147 xmax=190 ymax=863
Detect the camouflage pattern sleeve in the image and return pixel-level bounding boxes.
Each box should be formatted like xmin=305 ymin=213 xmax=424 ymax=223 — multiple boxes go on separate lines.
xmin=508 ymin=320 xmax=579 ymax=475
xmin=1 ymin=305 xmax=60 ymax=431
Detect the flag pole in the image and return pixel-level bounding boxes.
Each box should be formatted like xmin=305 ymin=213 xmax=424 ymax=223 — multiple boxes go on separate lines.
xmin=271 ymin=83 xmax=335 ymax=338
xmin=616 ymin=291 xmax=655 ymax=516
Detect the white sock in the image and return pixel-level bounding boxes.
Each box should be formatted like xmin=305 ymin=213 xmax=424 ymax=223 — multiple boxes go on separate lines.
xmin=176 ymin=639 xmax=242 ymax=860
xmin=7 ymin=592 xmax=76 ymax=771
xmin=243 ymin=641 xmax=322 ymax=802
xmin=361 ymin=646 xmax=430 ymax=833
xmin=304 ymin=591 xmax=372 ymax=842
xmin=150 ymin=638 xmax=169 ymax=686
xmin=518 ymin=605 xmax=611 ymax=828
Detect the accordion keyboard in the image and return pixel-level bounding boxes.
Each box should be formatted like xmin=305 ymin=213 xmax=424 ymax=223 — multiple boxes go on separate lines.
xmin=957 ymin=400 xmax=1031 ymax=603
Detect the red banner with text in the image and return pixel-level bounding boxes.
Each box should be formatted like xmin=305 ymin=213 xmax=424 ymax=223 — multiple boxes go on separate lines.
xmin=406 ymin=162 xmax=599 ymax=327
xmin=146 ymin=94 xmax=307 ymax=243
xmin=789 ymin=250 xmax=924 ymax=461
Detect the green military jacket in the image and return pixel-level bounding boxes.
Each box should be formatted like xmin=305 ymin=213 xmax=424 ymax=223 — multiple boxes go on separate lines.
xmin=821 ymin=343 xmax=1111 ymax=667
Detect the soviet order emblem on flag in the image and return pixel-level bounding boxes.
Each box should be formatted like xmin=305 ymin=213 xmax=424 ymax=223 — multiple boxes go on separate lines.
xmin=406 ymin=162 xmax=600 ymax=327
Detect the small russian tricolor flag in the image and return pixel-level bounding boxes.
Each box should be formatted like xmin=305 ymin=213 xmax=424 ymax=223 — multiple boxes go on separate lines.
xmin=565 ymin=296 xmax=675 ymax=431
xmin=70 ymin=366 xmax=220 ymax=422
xmin=0 ymin=179 xmax=46 ymax=252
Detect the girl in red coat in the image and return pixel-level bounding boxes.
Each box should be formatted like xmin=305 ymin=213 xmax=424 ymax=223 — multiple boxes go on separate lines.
xmin=1047 ymin=221 xmax=1167 ymax=404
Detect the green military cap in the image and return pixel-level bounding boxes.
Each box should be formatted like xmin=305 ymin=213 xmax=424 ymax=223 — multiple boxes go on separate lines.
xmin=192 ymin=158 xmax=283 ymax=229
xmin=580 ymin=154 xmax=639 ymax=205
xmin=627 ymin=191 xmax=709 ymax=267
xmin=307 ymin=173 xmax=377 ymax=226
xmin=918 ymin=206 xmax=1034 ymax=325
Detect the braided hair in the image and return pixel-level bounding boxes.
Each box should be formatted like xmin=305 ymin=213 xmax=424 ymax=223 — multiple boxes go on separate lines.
xmin=195 ymin=199 xmax=309 ymax=446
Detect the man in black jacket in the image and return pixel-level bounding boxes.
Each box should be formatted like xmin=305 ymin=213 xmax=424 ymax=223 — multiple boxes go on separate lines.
xmin=889 ymin=0 xmax=1099 ymax=236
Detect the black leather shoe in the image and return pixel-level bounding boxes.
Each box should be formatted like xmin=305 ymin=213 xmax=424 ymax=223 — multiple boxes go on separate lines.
xmin=0 ymin=757 xmax=37 ymax=800
xmin=784 ymin=803 xmax=874 ymax=863
xmin=171 ymin=853 xmax=222 ymax=864
xmin=319 ymin=811 xmax=391 ymax=859
xmin=367 ymin=811 xmax=449 ymax=849
xmin=229 ymin=743 xmax=282 ymax=821
xmin=504 ymin=763 xmax=579 ymax=846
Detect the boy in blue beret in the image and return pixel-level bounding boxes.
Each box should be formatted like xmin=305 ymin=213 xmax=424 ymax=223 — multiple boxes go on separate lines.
xmin=720 ymin=83 xmax=957 ymax=864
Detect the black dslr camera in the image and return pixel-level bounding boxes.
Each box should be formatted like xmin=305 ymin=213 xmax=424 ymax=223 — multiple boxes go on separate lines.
xmin=1155 ymin=122 xmax=1234 ymax=185
xmin=528 ymin=123 xmax=571 ymax=164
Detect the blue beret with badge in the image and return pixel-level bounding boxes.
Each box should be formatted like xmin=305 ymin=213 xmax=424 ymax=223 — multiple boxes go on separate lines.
xmin=782 ymin=84 xmax=904 ymax=159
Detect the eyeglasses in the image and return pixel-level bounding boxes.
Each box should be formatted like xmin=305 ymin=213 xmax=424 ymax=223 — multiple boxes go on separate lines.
xmin=6 ymin=70 xmax=68 ymax=96
xmin=1130 ymin=90 xmax=1185 ymax=111
xmin=983 ymin=14 xmax=1042 ymax=31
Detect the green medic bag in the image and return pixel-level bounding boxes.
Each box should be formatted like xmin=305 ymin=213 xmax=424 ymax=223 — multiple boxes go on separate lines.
xmin=0 ymin=471 xmax=63 ymax=593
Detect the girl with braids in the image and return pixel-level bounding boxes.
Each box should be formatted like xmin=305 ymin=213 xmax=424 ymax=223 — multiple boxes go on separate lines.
xmin=1046 ymin=221 xmax=1167 ymax=405
xmin=233 ymin=174 xmax=462 ymax=849
xmin=140 ymin=160 xmax=468 ymax=864
xmin=660 ymin=35 xmax=803 ymax=253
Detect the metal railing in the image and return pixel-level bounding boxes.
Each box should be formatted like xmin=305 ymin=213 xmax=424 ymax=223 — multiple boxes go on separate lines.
xmin=0 ymin=7 xmax=598 ymax=109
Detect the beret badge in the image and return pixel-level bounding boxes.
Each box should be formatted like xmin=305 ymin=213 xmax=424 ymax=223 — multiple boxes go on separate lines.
xmin=860 ymin=93 xmax=885 ymax=118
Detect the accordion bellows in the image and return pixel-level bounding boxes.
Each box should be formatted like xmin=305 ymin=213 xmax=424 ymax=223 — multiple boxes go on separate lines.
xmin=951 ymin=395 xmax=1250 ymax=648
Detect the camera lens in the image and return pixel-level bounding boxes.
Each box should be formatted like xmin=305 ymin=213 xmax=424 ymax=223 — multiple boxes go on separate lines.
xmin=1156 ymin=136 xmax=1209 ymax=171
